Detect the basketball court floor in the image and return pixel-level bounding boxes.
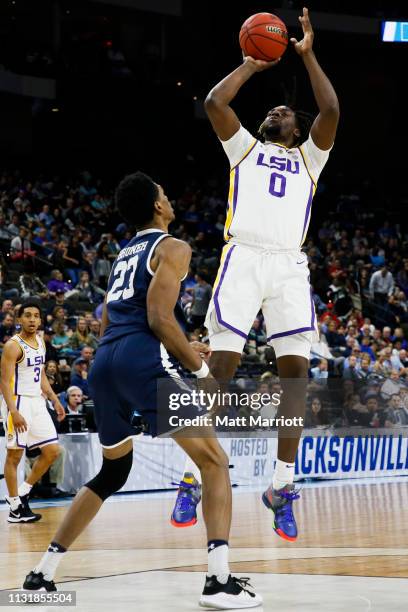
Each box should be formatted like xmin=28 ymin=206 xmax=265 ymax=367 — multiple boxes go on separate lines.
xmin=1 ymin=477 xmax=408 ymax=611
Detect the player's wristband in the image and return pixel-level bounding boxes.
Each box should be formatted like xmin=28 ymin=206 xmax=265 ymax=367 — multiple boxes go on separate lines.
xmin=192 ymin=361 xmax=209 ymax=378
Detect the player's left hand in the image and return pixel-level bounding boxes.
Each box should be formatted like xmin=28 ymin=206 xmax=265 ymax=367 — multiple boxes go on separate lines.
xmin=190 ymin=341 xmax=212 ymax=363
xmin=290 ymin=7 xmax=314 ymax=56
xmin=54 ymin=399 xmax=66 ymax=422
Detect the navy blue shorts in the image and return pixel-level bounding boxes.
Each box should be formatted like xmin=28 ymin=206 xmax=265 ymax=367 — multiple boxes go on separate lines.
xmin=88 ymin=332 xmax=193 ymax=447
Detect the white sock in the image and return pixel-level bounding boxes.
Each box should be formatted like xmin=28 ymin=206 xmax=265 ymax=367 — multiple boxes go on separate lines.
xmin=6 ymin=496 xmax=21 ymax=511
xmin=182 ymin=456 xmax=201 ymax=484
xmin=34 ymin=543 xmax=66 ymax=581
xmin=272 ymin=459 xmax=295 ymax=490
xmin=18 ymin=481 xmax=33 ymax=497
xmin=207 ymin=543 xmax=229 ymax=584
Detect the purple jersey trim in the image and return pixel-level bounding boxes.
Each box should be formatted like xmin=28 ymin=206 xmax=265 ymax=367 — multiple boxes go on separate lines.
xmin=213 ymin=245 xmax=248 ymax=339
xmin=14 ymin=364 xmax=18 ymax=395
xmin=267 ymin=287 xmax=316 ymax=341
xmin=300 ymin=180 xmax=314 ymax=244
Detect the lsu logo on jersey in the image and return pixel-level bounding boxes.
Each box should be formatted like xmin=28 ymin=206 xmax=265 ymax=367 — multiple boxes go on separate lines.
xmin=256 ymin=153 xmax=300 ymax=174
xmin=27 ymin=355 xmax=45 ymax=367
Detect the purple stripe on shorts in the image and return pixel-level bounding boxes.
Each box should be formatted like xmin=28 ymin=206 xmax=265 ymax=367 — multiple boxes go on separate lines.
xmin=28 ymin=436 xmax=58 ymax=450
xmin=267 ymin=286 xmax=316 ymax=341
xmin=300 ymin=180 xmax=314 ymax=244
xmin=213 ymin=245 xmax=248 ymax=339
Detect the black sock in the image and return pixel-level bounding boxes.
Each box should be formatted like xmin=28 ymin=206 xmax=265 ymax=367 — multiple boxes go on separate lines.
xmin=207 ymin=539 xmax=228 ymax=553
xmin=48 ymin=541 xmax=67 ymax=553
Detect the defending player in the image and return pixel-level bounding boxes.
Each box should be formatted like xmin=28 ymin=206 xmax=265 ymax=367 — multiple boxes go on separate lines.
xmin=171 ymin=7 xmax=339 ymax=540
xmin=0 ymin=302 xmax=65 ymax=523
xmin=23 ymin=172 xmax=262 ymax=609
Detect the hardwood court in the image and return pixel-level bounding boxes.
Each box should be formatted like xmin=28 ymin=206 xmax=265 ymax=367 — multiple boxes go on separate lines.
xmin=1 ymin=479 xmax=408 ymax=611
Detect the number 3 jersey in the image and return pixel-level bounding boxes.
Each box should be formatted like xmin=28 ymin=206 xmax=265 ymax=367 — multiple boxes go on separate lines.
xmin=10 ymin=334 xmax=46 ymax=397
xmin=221 ymin=125 xmax=331 ymax=249
xmin=101 ymin=229 xmax=186 ymax=345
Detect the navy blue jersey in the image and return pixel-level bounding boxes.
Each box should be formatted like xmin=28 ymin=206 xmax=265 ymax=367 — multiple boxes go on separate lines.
xmin=100 ymin=229 xmax=186 ymax=345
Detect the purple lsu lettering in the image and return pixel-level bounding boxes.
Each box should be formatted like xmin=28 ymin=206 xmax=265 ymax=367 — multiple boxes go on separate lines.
xmin=256 ymin=153 xmax=299 ymax=175
xmin=27 ymin=355 xmax=45 ymax=367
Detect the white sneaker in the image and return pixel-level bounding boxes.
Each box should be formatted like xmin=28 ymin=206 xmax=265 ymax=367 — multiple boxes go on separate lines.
xmin=199 ymin=575 xmax=262 ymax=609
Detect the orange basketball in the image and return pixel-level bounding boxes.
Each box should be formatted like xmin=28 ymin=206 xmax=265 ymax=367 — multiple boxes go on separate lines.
xmin=239 ymin=12 xmax=288 ymax=61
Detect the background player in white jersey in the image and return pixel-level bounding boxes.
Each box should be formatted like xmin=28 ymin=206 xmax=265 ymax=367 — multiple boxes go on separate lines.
xmin=0 ymin=302 xmax=65 ymax=523
xmin=172 ymin=8 xmax=339 ymax=540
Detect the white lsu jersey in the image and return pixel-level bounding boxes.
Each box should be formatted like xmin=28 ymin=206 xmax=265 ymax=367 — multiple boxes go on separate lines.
xmin=221 ymin=125 xmax=331 ymax=249
xmin=10 ymin=334 xmax=45 ymax=397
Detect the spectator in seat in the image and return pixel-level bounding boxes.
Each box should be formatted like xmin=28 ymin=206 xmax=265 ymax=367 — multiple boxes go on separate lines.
xmin=19 ymin=262 xmax=49 ymax=299
xmin=45 ymin=360 xmax=64 ymax=394
xmin=75 ymin=271 xmax=104 ymax=304
xmin=43 ymin=327 xmax=59 ymax=361
xmin=343 ymin=355 xmax=361 ymax=380
xmin=0 ymin=299 xmax=14 ymax=323
xmin=189 ymin=272 xmax=212 ymax=330
xmin=0 ymin=312 xmax=15 ymax=350
xmin=70 ymin=357 xmax=90 ymax=397
xmin=310 ymin=359 xmax=329 ymax=386
xmin=95 ymin=243 xmax=111 ymax=289
xmin=47 ymin=270 xmax=71 ymax=296
xmin=369 ymin=265 xmax=394 ymax=305
xmin=64 ymin=235 xmax=83 ymax=285
xmin=51 ymin=321 xmax=72 ymax=355
xmin=305 ymin=397 xmax=329 ymax=427
xmin=64 ymin=386 xmax=84 ymax=415
xmin=10 ymin=226 xmax=36 ymax=261
xmin=88 ymin=319 xmax=101 ymax=350
xmin=69 ymin=317 xmax=93 ymax=352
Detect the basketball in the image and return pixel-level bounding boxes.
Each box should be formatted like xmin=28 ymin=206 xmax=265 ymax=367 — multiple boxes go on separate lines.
xmin=239 ymin=12 xmax=288 ymax=61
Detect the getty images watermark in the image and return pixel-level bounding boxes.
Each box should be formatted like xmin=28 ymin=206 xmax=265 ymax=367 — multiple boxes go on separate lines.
xmin=166 ymin=389 xmax=304 ymax=429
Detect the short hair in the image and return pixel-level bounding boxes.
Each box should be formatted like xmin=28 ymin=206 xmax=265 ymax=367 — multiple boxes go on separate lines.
xmin=67 ymin=385 xmax=83 ymax=396
xmin=115 ymin=171 xmax=159 ymax=228
xmin=17 ymin=301 xmax=42 ymax=318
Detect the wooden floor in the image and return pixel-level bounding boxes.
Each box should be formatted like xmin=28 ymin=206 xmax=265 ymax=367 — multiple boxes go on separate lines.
xmin=1 ymin=479 xmax=408 ymax=610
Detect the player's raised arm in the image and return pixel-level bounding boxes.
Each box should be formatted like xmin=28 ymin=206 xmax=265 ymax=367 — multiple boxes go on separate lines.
xmin=205 ymin=56 xmax=280 ymax=141
xmin=291 ymin=7 xmax=339 ymax=150
xmin=0 ymin=340 xmax=27 ymax=432
xmin=147 ymin=238 xmax=210 ymax=376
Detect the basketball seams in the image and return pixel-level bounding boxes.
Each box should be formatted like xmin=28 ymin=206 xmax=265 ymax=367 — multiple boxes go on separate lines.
xmin=245 ymin=34 xmax=274 ymax=62
xmin=249 ymin=33 xmax=288 ymax=48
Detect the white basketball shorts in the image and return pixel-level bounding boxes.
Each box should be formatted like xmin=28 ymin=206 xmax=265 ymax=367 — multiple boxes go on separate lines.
xmin=1 ymin=395 xmax=58 ymax=450
xmin=205 ymin=242 xmax=318 ymax=359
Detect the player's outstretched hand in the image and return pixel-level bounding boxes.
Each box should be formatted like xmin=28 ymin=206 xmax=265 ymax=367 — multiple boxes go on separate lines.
xmin=242 ymin=53 xmax=281 ymax=72
xmin=11 ymin=411 xmax=28 ymax=433
xmin=190 ymin=341 xmax=212 ymax=363
xmin=290 ymin=7 xmax=314 ymax=56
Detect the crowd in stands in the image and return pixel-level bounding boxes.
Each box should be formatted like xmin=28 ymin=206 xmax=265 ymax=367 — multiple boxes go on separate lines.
xmin=1 ymin=168 xmax=408 ymax=432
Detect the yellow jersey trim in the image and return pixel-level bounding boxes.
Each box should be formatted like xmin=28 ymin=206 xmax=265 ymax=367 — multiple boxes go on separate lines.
xmin=16 ymin=334 xmax=40 ymax=350
xmin=212 ymin=244 xmax=234 ymax=294
xmin=230 ymin=139 xmax=257 ymax=172
xmin=298 ymin=145 xmax=317 ymax=187
xmin=224 ymin=169 xmax=236 ymax=242
xmin=9 ymin=337 xmax=25 ymax=364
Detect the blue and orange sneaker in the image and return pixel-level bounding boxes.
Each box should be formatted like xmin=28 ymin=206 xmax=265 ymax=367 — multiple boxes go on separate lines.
xmin=170 ymin=473 xmax=201 ymax=528
xmin=262 ymin=484 xmax=300 ymax=542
